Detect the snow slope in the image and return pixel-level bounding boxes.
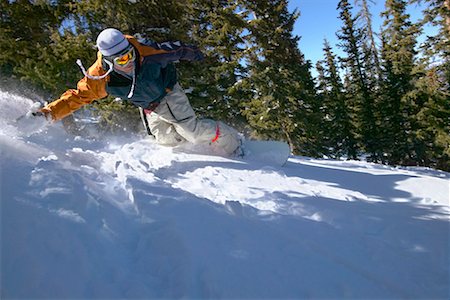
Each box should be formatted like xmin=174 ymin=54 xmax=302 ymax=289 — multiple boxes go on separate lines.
xmin=1 ymin=90 xmax=449 ymax=299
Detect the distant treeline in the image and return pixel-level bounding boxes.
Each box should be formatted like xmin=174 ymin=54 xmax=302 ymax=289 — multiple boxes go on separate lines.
xmin=1 ymin=0 xmax=448 ymax=170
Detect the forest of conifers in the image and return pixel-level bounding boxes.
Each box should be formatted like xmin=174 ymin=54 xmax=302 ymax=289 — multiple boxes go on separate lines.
xmin=1 ymin=0 xmax=449 ymax=170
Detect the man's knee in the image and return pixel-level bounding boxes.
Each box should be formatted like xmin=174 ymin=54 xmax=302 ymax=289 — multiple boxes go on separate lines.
xmin=210 ymin=121 xmax=241 ymax=155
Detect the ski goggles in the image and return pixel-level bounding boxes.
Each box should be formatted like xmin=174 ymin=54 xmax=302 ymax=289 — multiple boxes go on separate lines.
xmin=113 ymin=48 xmax=135 ymax=66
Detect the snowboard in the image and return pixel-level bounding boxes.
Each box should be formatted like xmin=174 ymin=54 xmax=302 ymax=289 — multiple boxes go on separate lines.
xmin=240 ymin=140 xmax=291 ymax=167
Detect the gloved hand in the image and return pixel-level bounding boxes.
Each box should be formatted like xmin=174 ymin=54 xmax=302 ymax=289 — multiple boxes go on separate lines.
xmin=25 ymin=102 xmax=50 ymax=119
xmin=30 ymin=110 xmax=50 ymax=120
xmin=16 ymin=102 xmax=51 ymax=136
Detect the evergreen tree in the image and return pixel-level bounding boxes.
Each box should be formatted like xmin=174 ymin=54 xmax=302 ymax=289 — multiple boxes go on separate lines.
xmin=74 ymin=0 xmax=188 ymax=40
xmin=355 ymin=0 xmax=383 ymax=79
xmin=336 ymin=0 xmax=378 ymax=160
xmin=379 ymin=0 xmax=421 ymax=165
xmin=183 ymin=0 xmax=247 ymax=126
xmin=409 ymin=0 xmax=450 ymax=170
xmin=410 ymin=0 xmax=450 ymax=84
xmin=413 ymin=67 xmax=450 ymax=170
xmin=317 ymin=40 xmax=358 ymax=159
xmin=0 ymin=0 xmax=73 ymax=90
xmin=236 ymin=0 xmax=321 ymax=155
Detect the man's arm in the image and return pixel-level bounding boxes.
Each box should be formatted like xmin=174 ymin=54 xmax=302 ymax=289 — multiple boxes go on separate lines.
xmin=42 ymin=54 xmax=109 ymax=121
xmin=137 ymin=39 xmax=204 ymax=67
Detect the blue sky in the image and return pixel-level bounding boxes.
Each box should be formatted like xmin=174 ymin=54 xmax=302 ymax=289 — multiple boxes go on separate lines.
xmin=287 ymin=0 xmax=431 ymax=66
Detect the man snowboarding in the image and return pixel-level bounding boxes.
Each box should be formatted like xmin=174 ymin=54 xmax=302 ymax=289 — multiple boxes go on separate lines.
xmin=36 ymin=28 xmax=241 ymax=156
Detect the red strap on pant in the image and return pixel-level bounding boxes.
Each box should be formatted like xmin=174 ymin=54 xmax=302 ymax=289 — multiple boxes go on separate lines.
xmin=211 ymin=123 xmax=220 ymax=143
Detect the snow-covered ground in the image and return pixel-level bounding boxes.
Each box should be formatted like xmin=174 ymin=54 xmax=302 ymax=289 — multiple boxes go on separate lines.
xmin=1 ymin=90 xmax=449 ymax=299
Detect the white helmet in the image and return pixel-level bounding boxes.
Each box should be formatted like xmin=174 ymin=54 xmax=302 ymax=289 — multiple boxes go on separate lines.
xmin=96 ymin=28 xmax=130 ymax=57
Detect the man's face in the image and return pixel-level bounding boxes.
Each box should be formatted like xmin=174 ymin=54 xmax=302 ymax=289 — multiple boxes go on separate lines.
xmin=112 ymin=48 xmax=135 ymax=74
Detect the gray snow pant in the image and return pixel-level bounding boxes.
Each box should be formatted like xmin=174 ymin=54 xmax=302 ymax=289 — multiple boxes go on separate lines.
xmin=145 ymin=84 xmax=240 ymax=156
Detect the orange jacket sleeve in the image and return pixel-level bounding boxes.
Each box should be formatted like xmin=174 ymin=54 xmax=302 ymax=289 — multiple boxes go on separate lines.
xmin=42 ymin=53 xmax=109 ymax=121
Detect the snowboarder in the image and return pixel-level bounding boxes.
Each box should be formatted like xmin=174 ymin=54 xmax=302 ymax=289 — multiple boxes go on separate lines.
xmin=35 ymin=28 xmax=241 ymax=155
